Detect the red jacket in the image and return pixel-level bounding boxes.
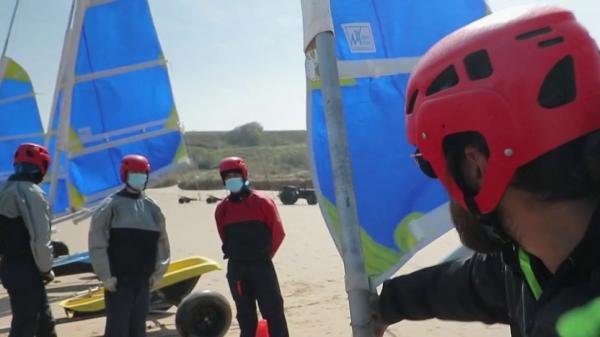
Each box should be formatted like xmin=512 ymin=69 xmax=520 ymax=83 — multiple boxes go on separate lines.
xmin=215 ymin=190 xmax=285 ymax=260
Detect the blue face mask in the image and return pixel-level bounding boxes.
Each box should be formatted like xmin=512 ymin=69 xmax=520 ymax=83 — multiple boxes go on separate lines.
xmin=225 ymin=177 xmax=245 ymax=193
xmin=127 ymin=173 xmax=148 ymax=191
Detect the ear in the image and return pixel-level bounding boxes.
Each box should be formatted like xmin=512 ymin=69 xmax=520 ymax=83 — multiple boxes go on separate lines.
xmin=462 ymin=146 xmax=488 ymax=189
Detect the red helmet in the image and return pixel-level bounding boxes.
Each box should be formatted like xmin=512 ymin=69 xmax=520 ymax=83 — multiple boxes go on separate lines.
xmin=218 ymin=157 xmax=248 ymax=180
xmin=14 ymin=143 xmax=51 ymax=176
xmin=120 ymin=154 xmax=150 ymax=182
xmin=406 ymin=6 xmax=600 ymax=214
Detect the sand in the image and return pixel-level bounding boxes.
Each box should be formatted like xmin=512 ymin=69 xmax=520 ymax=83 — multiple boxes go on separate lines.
xmin=0 ymin=187 xmax=510 ymax=336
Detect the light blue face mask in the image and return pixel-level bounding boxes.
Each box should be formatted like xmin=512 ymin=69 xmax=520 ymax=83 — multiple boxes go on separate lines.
xmin=127 ymin=173 xmax=148 ymax=191
xmin=225 ymin=177 xmax=245 ymax=193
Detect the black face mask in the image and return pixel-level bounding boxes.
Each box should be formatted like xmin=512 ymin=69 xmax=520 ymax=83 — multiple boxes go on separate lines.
xmin=449 ymin=200 xmax=510 ymax=254
xmin=12 ymin=163 xmax=44 ymax=184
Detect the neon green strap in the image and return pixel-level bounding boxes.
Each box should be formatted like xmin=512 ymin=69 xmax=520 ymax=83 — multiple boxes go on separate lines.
xmin=518 ymin=248 xmax=543 ymax=300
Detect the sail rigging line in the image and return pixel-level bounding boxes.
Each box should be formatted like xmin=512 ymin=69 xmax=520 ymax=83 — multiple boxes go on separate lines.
xmin=0 ymin=0 xmax=20 ymax=63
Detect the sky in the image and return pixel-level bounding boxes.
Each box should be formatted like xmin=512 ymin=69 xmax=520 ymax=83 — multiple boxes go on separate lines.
xmin=0 ymin=0 xmax=598 ymax=131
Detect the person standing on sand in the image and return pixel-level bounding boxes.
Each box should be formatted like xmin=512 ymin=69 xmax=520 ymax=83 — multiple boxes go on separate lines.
xmin=214 ymin=156 xmax=289 ymax=337
xmin=0 ymin=143 xmax=56 ymax=337
xmin=89 ymin=154 xmax=170 ymax=337
xmin=373 ymin=6 xmax=600 ymax=337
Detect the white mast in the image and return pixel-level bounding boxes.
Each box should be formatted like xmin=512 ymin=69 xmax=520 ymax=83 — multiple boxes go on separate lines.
xmin=301 ymin=1 xmax=374 ymax=335
xmin=48 ymin=0 xmax=88 ymax=210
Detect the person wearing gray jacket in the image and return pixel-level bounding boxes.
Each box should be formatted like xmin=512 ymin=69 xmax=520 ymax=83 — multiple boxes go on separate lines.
xmin=89 ymin=154 xmax=170 ymax=337
xmin=0 ymin=143 xmax=56 ymax=337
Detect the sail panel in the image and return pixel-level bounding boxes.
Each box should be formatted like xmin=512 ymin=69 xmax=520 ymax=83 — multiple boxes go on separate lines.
xmin=49 ymin=0 xmax=188 ymax=215
xmin=304 ymin=0 xmax=487 ymax=284
xmin=71 ymin=65 xmax=175 ymax=137
xmin=0 ymin=57 xmax=44 ymax=180
xmin=76 ymin=0 xmax=162 ymax=75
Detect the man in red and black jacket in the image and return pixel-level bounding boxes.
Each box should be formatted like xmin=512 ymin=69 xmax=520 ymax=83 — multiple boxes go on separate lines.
xmin=214 ymin=157 xmax=288 ymax=337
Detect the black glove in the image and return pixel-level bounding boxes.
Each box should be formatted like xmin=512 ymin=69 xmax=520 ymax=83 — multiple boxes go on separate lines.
xmin=41 ymin=270 xmax=55 ymax=285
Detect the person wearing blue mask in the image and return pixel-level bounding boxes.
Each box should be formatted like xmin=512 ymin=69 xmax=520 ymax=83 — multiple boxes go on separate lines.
xmin=89 ymin=154 xmax=170 ymax=337
xmin=215 ymin=157 xmax=288 ymax=337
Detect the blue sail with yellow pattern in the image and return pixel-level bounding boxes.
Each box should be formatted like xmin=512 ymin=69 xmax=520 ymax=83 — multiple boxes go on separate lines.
xmin=303 ymin=0 xmax=488 ymax=285
xmin=47 ymin=0 xmax=188 ymax=217
xmin=0 ymin=56 xmax=44 ymax=182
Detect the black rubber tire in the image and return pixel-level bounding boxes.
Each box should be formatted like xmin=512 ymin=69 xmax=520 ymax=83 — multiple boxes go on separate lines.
xmin=306 ymin=193 xmax=317 ymax=205
xmin=175 ymin=290 xmax=232 ymax=337
xmin=51 ymin=241 xmax=69 ymax=258
xmin=279 ymin=187 xmax=299 ymax=205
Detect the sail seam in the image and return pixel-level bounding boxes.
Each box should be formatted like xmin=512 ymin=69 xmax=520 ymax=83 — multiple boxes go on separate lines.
xmin=76 ymin=118 xmax=170 ymax=144
xmin=89 ymin=0 xmax=116 ymax=8
xmin=0 ymin=131 xmax=44 ymax=142
xmin=337 ymin=57 xmax=420 ymax=79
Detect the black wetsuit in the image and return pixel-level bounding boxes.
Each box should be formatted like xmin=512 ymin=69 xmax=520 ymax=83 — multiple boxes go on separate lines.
xmin=379 ymin=207 xmax=600 ymax=337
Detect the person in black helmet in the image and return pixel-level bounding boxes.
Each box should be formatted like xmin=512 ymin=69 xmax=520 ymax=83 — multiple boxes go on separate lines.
xmin=373 ymin=6 xmax=600 ymax=337
xmin=0 ymin=143 xmax=56 ymax=337
xmin=215 ymin=157 xmax=289 ymax=337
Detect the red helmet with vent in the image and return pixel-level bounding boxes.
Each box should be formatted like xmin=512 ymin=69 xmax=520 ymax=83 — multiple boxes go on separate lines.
xmin=120 ymin=155 xmax=150 ymax=182
xmin=218 ymin=157 xmax=248 ymax=180
xmin=406 ymin=6 xmax=600 ymax=214
xmin=14 ymin=143 xmax=51 ymax=176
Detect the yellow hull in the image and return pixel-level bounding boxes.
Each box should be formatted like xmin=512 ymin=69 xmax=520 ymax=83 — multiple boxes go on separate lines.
xmin=59 ymin=256 xmax=221 ymax=317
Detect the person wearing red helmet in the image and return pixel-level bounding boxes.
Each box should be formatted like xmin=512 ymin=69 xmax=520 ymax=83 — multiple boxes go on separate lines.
xmin=374 ymin=6 xmax=600 ymax=337
xmin=89 ymin=154 xmax=170 ymax=337
xmin=214 ymin=157 xmax=289 ymax=337
xmin=0 ymin=143 xmax=56 ymax=337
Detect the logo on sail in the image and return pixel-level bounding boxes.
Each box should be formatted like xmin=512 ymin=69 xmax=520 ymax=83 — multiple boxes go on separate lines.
xmin=342 ymin=22 xmax=376 ymax=53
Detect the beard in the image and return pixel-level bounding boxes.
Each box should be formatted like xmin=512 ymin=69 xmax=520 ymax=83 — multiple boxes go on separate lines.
xmin=449 ymin=200 xmax=507 ymax=254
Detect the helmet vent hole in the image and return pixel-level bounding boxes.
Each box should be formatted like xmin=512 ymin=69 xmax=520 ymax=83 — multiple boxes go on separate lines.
xmin=26 ymin=150 xmax=33 ymax=158
xmin=538 ymin=36 xmax=564 ymax=48
xmin=538 ymin=55 xmax=576 ymax=109
xmin=464 ymin=49 xmax=493 ymax=80
xmin=426 ymin=65 xmax=459 ymax=96
xmin=516 ymin=26 xmax=552 ymax=40
xmin=406 ymin=90 xmax=419 ymax=115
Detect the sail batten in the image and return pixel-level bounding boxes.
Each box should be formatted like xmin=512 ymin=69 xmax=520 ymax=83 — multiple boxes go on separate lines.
xmin=75 ymin=59 xmax=166 ymax=84
xmin=0 ymin=92 xmax=36 ymax=105
xmin=69 ymin=128 xmax=180 ymax=158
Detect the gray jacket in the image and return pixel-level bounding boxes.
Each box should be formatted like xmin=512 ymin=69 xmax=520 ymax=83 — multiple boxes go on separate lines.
xmin=89 ymin=190 xmax=170 ymax=285
xmin=0 ymin=179 xmax=53 ymax=273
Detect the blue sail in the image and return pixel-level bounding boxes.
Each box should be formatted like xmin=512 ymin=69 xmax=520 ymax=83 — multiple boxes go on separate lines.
xmin=0 ymin=57 xmax=44 ymax=181
xmin=304 ymin=0 xmax=487 ymax=284
xmin=48 ymin=0 xmax=188 ymax=216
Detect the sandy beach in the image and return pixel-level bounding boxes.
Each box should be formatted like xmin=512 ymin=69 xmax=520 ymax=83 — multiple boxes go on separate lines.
xmin=0 ymin=187 xmax=509 ymax=336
